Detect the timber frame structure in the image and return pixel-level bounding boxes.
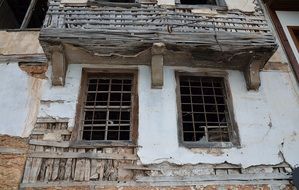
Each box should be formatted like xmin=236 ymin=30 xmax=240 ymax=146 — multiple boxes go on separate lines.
xmin=40 ymin=0 xmax=277 ymax=90
xmin=8 ymin=0 xmax=297 ymax=189
xmin=263 ymin=0 xmax=299 ymax=82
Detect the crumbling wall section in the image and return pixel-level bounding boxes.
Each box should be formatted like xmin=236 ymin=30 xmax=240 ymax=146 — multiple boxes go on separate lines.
xmin=20 ymin=119 xmax=293 ymax=189
xmin=0 ymin=135 xmax=28 ymax=190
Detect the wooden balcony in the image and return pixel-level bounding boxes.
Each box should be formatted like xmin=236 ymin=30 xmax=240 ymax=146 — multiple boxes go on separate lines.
xmin=39 ymin=0 xmax=277 ymax=90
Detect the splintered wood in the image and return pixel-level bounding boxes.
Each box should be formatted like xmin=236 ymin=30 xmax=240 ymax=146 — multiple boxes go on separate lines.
xmin=23 ymin=119 xmax=138 ymax=183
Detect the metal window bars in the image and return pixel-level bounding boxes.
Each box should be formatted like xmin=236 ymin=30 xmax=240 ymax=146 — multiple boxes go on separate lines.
xmin=179 ymin=76 xmax=231 ymax=143
xmin=82 ymin=76 xmax=133 ymax=141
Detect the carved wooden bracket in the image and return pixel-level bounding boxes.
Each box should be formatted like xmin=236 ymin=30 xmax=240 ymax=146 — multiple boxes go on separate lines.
xmin=244 ymin=54 xmax=268 ymax=91
xmin=50 ymin=45 xmax=68 ymax=86
xmin=151 ymin=43 xmax=166 ymax=89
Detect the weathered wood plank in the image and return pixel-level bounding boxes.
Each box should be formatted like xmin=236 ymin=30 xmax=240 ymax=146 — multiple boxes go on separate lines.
xmin=0 ymin=54 xmax=47 ymax=63
xmin=44 ymin=158 xmax=54 ymax=182
xmin=28 ymin=151 xmax=138 ymax=160
xmin=29 ymin=140 xmax=70 ymax=148
xmin=64 ymin=158 xmax=73 ymax=180
xmin=74 ymin=149 xmax=85 ymax=181
xmin=28 ymin=146 xmax=43 ymax=182
xmin=32 ymin=129 xmax=71 ymax=135
xmin=36 ymin=118 xmax=69 ymax=123
xmin=84 ymin=158 xmax=90 ymax=181
xmin=22 ymin=158 xmax=33 ymax=183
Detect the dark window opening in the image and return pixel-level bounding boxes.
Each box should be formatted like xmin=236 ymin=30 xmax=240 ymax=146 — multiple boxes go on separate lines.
xmin=0 ymin=0 xmax=48 ymax=30
xmin=288 ymin=26 xmax=299 ymax=53
xmin=81 ymin=74 xmax=135 ymax=141
xmin=178 ymin=75 xmax=232 ymax=143
xmin=180 ymin=0 xmax=216 ymax=5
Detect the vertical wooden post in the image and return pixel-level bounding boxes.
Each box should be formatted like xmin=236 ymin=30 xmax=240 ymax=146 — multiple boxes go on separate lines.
xmin=151 ymin=43 xmax=166 ymax=89
xmin=51 ymin=45 xmax=67 ymax=86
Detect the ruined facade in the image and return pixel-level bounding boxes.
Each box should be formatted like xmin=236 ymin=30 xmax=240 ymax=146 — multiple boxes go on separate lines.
xmin=0 ymin=0 xmax=299 ymax=189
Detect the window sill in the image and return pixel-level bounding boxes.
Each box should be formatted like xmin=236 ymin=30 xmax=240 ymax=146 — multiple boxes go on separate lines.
xmin=70 ymin=140 xmax=139 ymax=148
xmin=181 ymin=142 xmax=239 ymax=149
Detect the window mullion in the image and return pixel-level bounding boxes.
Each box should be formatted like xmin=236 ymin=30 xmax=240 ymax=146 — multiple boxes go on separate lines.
xmin=105 ymin=78 xmax=112 ymax=141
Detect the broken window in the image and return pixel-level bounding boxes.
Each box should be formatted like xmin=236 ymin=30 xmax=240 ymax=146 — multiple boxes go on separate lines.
xmin=79 ymin=72 xmax=137 ymax=142
xmin=177 ymin=74 xmax=236 ymax=146
xmin=0 ymin=0 xmax=48 ymax=30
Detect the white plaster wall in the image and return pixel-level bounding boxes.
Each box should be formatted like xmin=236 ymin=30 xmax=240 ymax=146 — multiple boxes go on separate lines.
xmin=137 ymin=66 xmax=299 ymax=168
xmin=6 ymin=63 xmax=297 ymax=168
xmin=276 ymin=11 xmax=299 ymax=64
xmin=38 ymin=64 xmax=83 ymax=128
xmin=0 ymin=63 xmax=42 ymax=137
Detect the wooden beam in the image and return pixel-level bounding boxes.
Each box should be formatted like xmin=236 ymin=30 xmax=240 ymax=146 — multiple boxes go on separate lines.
xmin=0 ymin=54 xmax=47 ymax=63
xmin=21 ymin=0 xmax=38 ymax=29
xmin=151 ymin=43 xmax=165 ymax=89
xmin=51 ymin=45 xmax=68 ymax=86
xmin=28 ymin=151 xmax=138 ymax=160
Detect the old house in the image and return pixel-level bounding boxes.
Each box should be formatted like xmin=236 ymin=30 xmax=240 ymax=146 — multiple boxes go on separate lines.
xmin=0 ymin=0 xmax=299 ymax=189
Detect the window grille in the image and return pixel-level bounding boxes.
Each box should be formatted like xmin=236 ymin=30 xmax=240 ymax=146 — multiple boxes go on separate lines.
xmin=178 ymin=75 xmax=232 ymax=143
xmin=81 ymin=74 xmax=134 ymax=141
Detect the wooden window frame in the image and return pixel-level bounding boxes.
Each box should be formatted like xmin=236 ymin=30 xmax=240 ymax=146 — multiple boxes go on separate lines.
xmin=71 ymin=69 xmax=139 ymax=148
xmin=287 ymin=26 xmax=299 ymax=53
xmin=175 ymin=0 xmax=227 ymax=10
xmin=175 ymin=71 xmax=239 ymax=148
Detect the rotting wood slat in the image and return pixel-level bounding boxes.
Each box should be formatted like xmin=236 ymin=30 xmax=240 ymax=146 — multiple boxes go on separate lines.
xmin=36 ymin=118 xmax=69 ymax=123
xmin=28 ymin=146 xmax=43 ymax=183
xmin=28 ymin=151 xmax=138 ymax=160
xmin=64 ymin=20 xmax=270 ymax=32
xmin=74 ymin=149 xmax=86 ymax=181
xmin=32 ymin=129 xmax=70 ymax=135
xmin=63 ymin=15 xmax=268 ymax=26
xmin=29 ymin=140 xmax=70 ymax=148
xmin=22 ymin=158 xmax=33 ymax=183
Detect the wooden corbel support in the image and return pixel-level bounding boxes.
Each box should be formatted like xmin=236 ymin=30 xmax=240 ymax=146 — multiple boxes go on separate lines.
xmin=51 ymin=45 xmax=68 ymax=86
xmin=244 ymin=55 xmax=265 ymax=91
xmin=151 ymin=43 xmax=166 ymax=89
